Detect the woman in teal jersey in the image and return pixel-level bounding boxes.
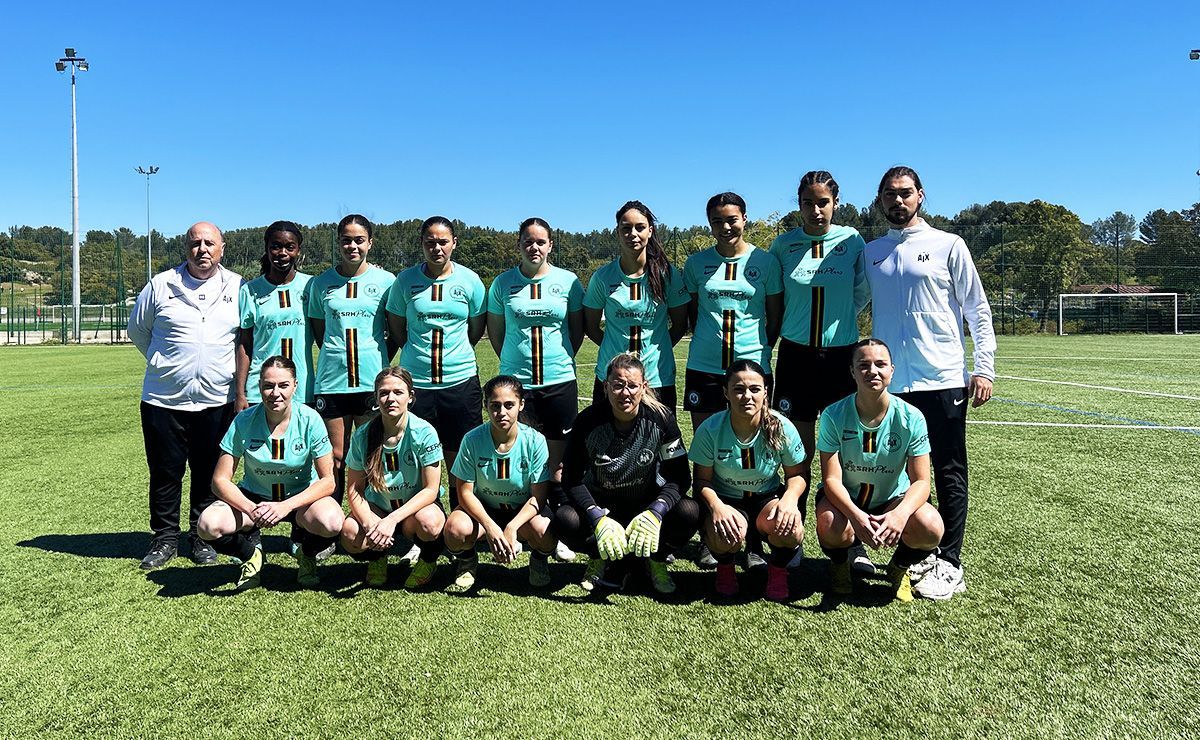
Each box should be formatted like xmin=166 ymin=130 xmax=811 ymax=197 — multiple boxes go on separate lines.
xmin=815 ymin=338 xmax=944 ymax=602
xmin=386 ymin=216 xmax=487 ymax=509
xmin=444 ymin=375 xmax=558 ymax=591
xmin=198 ymin=356 xmax=342 ymax=591
xmin=584 ymin=201 xmax=689 ymax=411
xmin=486 ymin=217 xmax=584 ymax=497
xmin=340 ymin=367 xmax=446 ymax=589
xmin=683 ymin=192 xmax=783 ymax=433
xmin=306 ymin=214 xmax=396 ymax=500
xmin=770 ymin=171 xmax=873 ymax=573
xmin=235 ymin=221 xmax=316 ymax=412
xmin=690 ymin=360 xmax=806 ymax=601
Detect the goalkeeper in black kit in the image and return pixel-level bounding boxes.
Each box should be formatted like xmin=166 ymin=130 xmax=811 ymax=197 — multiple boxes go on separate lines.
xmin=553 ymin=353 xmax=700 ymax=595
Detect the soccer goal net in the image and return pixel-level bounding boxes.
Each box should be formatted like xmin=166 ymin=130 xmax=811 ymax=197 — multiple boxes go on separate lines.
xmin=1057 ymin=292 xmax=1180 ymax=335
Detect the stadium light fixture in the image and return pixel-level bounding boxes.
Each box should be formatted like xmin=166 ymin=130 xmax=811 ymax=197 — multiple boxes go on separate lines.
xmin=136 ymin=166 xmax=160 ymax=283
xmin=56 ymin=47 xmax=88 ymax=343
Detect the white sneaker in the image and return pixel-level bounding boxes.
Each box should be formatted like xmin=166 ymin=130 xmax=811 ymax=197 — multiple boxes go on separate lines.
xmin=399 ymin=542 xmax=422 ymax=566
xmin=908 ymin=552 xmax=938 ymax=583
xmin=554 ymin=541 xmax=577 ymax=562
xmin=913 ymin=559 xmax=966 ymax=601
xmin=849 ymin=542 xmax=875 ymax=575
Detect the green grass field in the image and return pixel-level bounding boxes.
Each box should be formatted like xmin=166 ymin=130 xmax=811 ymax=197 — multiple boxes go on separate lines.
xmin=1 ymin=334 xmax=1197 ymax=737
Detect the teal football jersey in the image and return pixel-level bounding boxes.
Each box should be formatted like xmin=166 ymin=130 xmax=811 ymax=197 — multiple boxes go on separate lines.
xmin=486 ymin=265 xmax=583 ymax=388
xmin=684 ymin=246 xmax=782 ymax=374
xmin=346 ymin=414 xmax=444 ymax=511
xmin=386 ymin=262 xmax=486 ymax=389
xmin=689 ymin=409 xmax=805 ymax=500
xmin=817 ymin=394 xmax=931 ymax=510
xmin=450 ymin=422 xmax=551 ymax=510
xmin=306 ymin=266 xmax=394 ymax=394
xmin=770 ymin=225 xmax=869 ymax=347
xmin=583 ymin=259 xmax=689 ymax=388
xmin=239 ymin=273 xmax=315 ymax=403
xmin=219 ymin=402 xmax=332 ymax=500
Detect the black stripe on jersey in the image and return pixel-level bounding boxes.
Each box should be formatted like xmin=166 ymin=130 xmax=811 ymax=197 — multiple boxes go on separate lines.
xmin=530 ymin=283 xmax=542 ymax=300
xmin=809 ymin=286 xmax=826 ymax=347
xmin=862 ymin=430 xmax=877 ymax=454
xmin=740 ymin=447 xmax=756 ymax=470
xmin=385 ymin=451 xmax=400 ymax=472
xmin=346 ymin=282 xmax=358 ymax=299
xmin=724 ymin=262 xmax=738 ymax=281
xmin=270 ymin=438 xmax=285 ymax=460
xmin=857 ymin=482 xmax=874 ymax=508
xmin=497 ymin=457 xmax=510 ymax=480
xmin=431 ymin=284 xmax=443 ymax=302
xmin=721 ymin=310 xmax=736 ymax=370
xmin=280 ymin=337 xmax=294 ymax=360
xmin=278 ymin=290 xmax=292 ymax=309
xmin=531 ymin=326 xmax=544 ymax=385
xmin=811 ymin=240 xmax=824 ymax=259
xmin=629 ymin=325 xmax=642 ymax=353
xmin=628 ymin=282 xmax=641 ymax=301
xmin=346 ymin=328 xmax=360 ymax=388
xmin=431 ymin=328 xmax=444 ymax=384
xmin=272 ymin=482 xmax=286 ymax=502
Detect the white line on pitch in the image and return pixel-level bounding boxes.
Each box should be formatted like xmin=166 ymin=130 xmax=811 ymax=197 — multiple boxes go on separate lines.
xmin=995 ymin=375 xmax=1200 ymax=401
xmin=968 ymin=420 xmax=1200 ymax=431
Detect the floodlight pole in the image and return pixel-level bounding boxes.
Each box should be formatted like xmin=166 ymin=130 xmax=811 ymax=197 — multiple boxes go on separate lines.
xmin=57 ymin=48 xmax=87 ymax=343
xmin=136 ymin=166 xmax=159 ymax=283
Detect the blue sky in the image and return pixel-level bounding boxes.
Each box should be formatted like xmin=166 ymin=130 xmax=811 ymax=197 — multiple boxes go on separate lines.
xmin=3 ymin=1 xmax=1200 ymax=237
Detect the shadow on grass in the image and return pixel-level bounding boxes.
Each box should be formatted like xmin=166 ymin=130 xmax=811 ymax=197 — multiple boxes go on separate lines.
xmin=784 ymin=560 xmax=896 ymax=612
xmin=16 ymin=531 xmax=298 ymax=562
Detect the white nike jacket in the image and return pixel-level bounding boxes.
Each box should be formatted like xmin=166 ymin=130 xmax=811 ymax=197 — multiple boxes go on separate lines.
xmin=864 ymin=220 xmax=995 ymax=392
xmin=127 ymin=263 xmax=243 ymax=410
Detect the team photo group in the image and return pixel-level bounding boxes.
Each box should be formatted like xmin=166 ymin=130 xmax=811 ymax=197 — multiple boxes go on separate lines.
xmin=126 ymin=164 xmax=996 ymax=605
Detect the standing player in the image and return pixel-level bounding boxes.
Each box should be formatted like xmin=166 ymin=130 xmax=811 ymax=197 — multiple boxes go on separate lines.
xmin=198 ymin=356 xmax=343 ymax=590
xmin=445 ymin=376 xmax=558 ymax=591
xmin=815 ymin=339 xmax=944 ymax=602
xmin=553 ymin=353 xmax=699 ymax=595
xmin=769 ymin=171 xmax=873 ymax=573
xmin=340 ymin=368 xmax=446 ymax=588
xmin=690 ymin=360 xmax=806 ymax=601
xmin=386 ymin=216 xmax=487 ymax=509
xmin=865 ymin=166 xmax=995 ymax=599
xmin=584 ymin=201 xmax=689 ymax=409
xmin=486 ymin=217 xmax=584 ymax=508
xmin=235 ymin=221 xmax=315 ymax=411
xmin=306 ymin=214 xmax=396 ymax=501
xmin=683 ymin=192 xmax=783 ymax=432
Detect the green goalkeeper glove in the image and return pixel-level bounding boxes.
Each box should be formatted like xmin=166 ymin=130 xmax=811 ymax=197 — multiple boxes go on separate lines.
xmin=594 ymin=517 xmax=628 ymax=561
xmin=625 ymin=510 xmax=662 ymax=558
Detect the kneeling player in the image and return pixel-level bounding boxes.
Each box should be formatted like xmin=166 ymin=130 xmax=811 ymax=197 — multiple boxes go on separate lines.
xmin=691 ymin=360 xmax=806 ymax=601
xmin=815 ymin=338 xmax=944 ymax=601
xmin=445 ymin=376 xmax=558 ymax=591
xmin=340 ymin=367 xmax=446 ymax=589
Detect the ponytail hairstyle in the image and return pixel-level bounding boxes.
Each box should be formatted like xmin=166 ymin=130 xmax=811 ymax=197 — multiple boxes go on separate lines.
xmin=705 ymin=191 xmax=747 ymax=218
xmin=725 ymin=359 xmax=784 ymax=453
xmin=483 ymin=374 xmax=531 ymax=427
xmin=797 ymin=171 xmax=840 ymax=203
xmin=338 ymin=214 xmax=374 ymax=239
xmin=605 ymin=352 xmax=668 ymax=418
xmin=850 ymin=337 xmax=893 ymax=365
xmin=876 ymin=166 xmax=923 ymax=197
xmin=364 ymin=366 xmax=415 ymax=495
xmin=420 ymin=216 xmax=456 ymax=239
xmin=519 ymin=217 xmax=552 ymax=242
xmin=259 ymin=354 xmax=298 ymax=379
xmin=615 ymin=200 xmax=671 ymax=305
xmin=260 ymin=221 xmax=304 ymax=275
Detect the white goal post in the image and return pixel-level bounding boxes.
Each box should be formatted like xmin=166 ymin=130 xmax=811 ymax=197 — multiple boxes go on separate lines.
xmin=1057 ymin=292 xmax=1180 ymax=336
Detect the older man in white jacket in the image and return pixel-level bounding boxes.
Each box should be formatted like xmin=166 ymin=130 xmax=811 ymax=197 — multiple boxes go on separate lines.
xmin=865 ymin=167 xmax=996 ymax=601
xmin=127 ymin=222 xmax=242 ymax=570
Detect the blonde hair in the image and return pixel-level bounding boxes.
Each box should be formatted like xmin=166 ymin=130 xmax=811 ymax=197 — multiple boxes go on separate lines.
xmin=605 ymin=352 xmax=668 ymax=417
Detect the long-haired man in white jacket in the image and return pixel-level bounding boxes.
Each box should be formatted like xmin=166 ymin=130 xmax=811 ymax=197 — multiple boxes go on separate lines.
xmin=864 ymin=167 xmax=995 ymax=600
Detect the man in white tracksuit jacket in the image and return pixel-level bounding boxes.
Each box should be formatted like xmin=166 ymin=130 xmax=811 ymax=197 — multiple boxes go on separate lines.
xmin=127 ymin=222 xmax=242 ymax=570
xmin=865 ymin=166 xmax=995 ymax=600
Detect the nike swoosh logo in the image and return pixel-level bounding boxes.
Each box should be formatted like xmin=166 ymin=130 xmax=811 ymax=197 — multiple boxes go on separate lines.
xmin=953 ymin=399 xmax=965 ymax=405
xmin=872 ymin=258 xmax=887 ymax=266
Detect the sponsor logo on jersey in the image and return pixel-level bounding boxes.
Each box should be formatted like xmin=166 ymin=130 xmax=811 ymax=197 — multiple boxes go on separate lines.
xmin=292 ymin=439 xmax=306 ymax=453
xmin=872 ymin=257 xmax=887 ymax=266
xmin=917 ymin=253 xmax=930 ymax=262
xmin=637 ymin=448 xmax=654 ymax=465
xmin=831 ymin=242 xmax=847 ymax=256
xmin=451 ymin=286 xmax=467 ymax=300
xmin=365 ymin=283 xmax=381 ymax=296
xmin=884 ymin=432 xmax=901 ymax=451
xmin=660 ymin=438 xmax=685 ymax=460
xmin=778 ymin=398 xmax=792 ymax=412
xmin=248 ymin=438 xmax=266 ymax=451
xmin=745 ymin=266 xmax=760 ymax=281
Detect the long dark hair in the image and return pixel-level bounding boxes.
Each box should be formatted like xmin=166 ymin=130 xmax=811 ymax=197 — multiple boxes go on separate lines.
xmin=616 ymin=200 xmax=671 ymax=304
xmin=260 ymin=221 xmax=304 ymax=275
xmin=725 ymin=359 xmax=784 ymax=453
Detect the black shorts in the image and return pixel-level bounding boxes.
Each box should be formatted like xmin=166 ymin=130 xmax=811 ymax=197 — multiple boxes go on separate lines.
xmin=411 ymin=377 xmax=482 ymax=451
xmin=697 ymin=490 xmax=781 ymax=525
xmin=683 ymin=369 xmax=774 ymax=414
xmin=591 ymin=379 xmax=677 ymax=414
xmin=466 ymin=501 xmax=554 ymax=528
xmin=239 ymin=489 xmax=300 ymax=525
xmin=314 ymin=391 xmax=376 ymax=420
xmin=814 ymin=485 xmax=896 ymax=516
xmin=773 ymin=339 xmax=856 ymax=422
xmin=524 ymin=379 xmax=578 ymax=441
